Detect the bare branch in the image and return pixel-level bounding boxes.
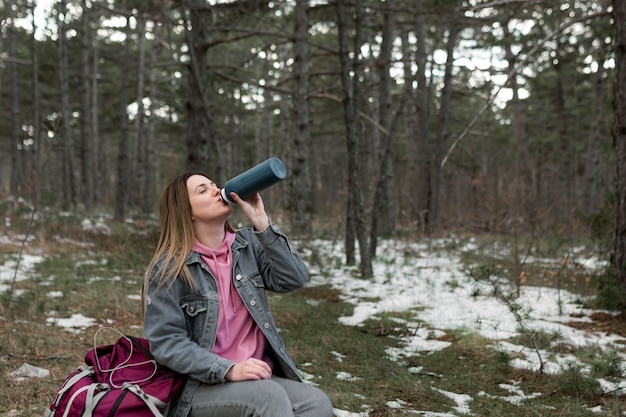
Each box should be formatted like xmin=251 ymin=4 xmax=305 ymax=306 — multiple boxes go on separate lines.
xmin=440 ymin=9 xmax=609 ymax=169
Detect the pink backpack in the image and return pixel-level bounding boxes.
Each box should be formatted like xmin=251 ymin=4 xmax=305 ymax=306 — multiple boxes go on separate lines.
xmin=43 ymin=328 xmax=184 ymax=417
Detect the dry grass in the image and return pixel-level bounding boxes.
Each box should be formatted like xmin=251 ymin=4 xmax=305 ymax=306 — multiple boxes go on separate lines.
xmin=1 ymin=202 xmax=625 ymax=416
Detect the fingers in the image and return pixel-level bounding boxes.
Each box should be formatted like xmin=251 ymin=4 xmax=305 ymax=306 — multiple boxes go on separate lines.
xmin=229 ymin=191 xmax=263 ymax=207
xmin=226 ymin=358 xmax=272 ymax=381
xmin=229 ymin=192 xmax=270 ymax=231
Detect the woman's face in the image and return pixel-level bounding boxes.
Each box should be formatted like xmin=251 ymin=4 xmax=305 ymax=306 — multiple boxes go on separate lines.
xmin=186 ymin=174 xmax=232 ymax=224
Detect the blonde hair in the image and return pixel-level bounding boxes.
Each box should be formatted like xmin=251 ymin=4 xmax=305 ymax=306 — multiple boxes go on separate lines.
xmin=142 ymin=172 xmax=233 ymax=313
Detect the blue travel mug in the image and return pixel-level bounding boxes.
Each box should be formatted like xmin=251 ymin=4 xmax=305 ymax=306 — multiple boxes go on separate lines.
xmin=220 ymin=157 xmax=287 ymax=203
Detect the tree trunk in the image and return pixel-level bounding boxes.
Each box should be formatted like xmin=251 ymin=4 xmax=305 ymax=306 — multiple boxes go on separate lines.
xmin=502 ymin=19 xmax=534 ymax=295
xmin=57 ymin=0 xmax=75 ymax=210
xmin=370 ymin=0 xmax=408 ymax=258
xmin=91 ymin=36 xmax=104 ymax=204
xmin=584 ymin=46 xmax=606 ymax=217
xmin=369 ymin=0 xmax=395 ymax=247
xmin=336 ymin=0 xmax=372 ymax=277
xmin=611 ymin=0 xmax=626 ymax=302
xmin=184 ymin=1 xmax=222 ymax=178
xmin=9 ymin=16 xmax=23 ymax=197
xmin=431 ymin=6 xmax=460 ymax=232
xmin=31 ymin=0 xmax=42 ymax=205
xmin=553 ymin=57 xmax=571 ymax=223
xmin=503 ymin=21 xmax=534 ymax=226
xmin=134 ymin=16 xmax=147 ymax=211
xmin=80 ymin=0 xmax=94 ymax=210
xmin=114 ymin=14 xmax=132 ymax=220
xmin=412 ymin=0 xmax=432 ymax=234
xmin=141 ymin=20 xmax=159 ymax=213
xmin=290 ymin=0 xmax=313 ymax=235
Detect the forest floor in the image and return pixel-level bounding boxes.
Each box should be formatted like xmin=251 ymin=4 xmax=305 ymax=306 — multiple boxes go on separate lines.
xmin=1 ymin=206 xmax=625 ymax=416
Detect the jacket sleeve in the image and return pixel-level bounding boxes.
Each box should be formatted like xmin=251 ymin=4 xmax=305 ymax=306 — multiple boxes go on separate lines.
xmin=143 ymin=266 xmax=234 ymax=384
xmin=248 ymin=221 xmax=309 ymax=292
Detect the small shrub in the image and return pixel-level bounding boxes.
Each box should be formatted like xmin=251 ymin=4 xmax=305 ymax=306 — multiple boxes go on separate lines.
xmin=557 ymin=362 xmax=601 ymax=399
xmin=590 ymin=350 xmax=624 ymax=379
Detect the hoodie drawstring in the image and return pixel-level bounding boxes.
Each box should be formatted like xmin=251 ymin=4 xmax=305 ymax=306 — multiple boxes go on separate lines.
xmin=193 ymin=233 xmax=237 ymax=342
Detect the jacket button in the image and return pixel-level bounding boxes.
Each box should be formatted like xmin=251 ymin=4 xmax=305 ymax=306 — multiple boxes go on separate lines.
xmin=264 ymin=323 xmax=270 ymax=329
xmin=250 ymin=300 xmax=256 ymax=306
xmin=236 ymin=274 xmax=242 ymax=280
xmin=188 ymin=306 xmax=195 ymax=313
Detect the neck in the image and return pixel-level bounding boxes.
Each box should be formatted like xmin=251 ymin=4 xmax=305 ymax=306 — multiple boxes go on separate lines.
xmin=194 ymin=222 xmax=227 ymax=249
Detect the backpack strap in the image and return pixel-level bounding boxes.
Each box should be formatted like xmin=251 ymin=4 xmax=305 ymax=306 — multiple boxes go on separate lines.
xmin=60 ymin=383 xmax=110 ymax=417
xmin=123 ymin=383 xmax=167 ymax=417
xmin=44 ymin=367 xmax=94 ymax=417
xmin=82 ymin=383 xmax=110 ymax=417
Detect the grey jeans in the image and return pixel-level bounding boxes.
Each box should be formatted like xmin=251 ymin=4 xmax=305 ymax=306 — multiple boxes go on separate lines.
xmin=188 ymin=377 xmax=334 ymax=417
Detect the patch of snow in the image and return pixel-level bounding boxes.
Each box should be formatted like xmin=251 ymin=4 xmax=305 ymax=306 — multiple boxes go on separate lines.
xmin=433 ymin=388 xmax=473 ymax=414
xmin=0 ymin=254 xmax=44 ymax=293
xmin=336 ymin=371 xmax=361 ymax=382
xmin=46 ymin=313 xmax=96 ymax=333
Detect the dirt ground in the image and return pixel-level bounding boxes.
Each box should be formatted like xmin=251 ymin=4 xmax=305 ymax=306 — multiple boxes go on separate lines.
xmin=567 ymin=311 xmax=626 ymax=344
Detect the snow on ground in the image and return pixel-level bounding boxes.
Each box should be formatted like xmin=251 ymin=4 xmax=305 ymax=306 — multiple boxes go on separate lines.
xmin=303 ymin=237 xmax=626 ymax=415
xmin=45 ymin=313 xmax=97 ymax=334
xmin=2 ymin=234 xmax=625 ymax=416
xmin=0 ymin=253 xmax=43 ymax=295
xmin=306 ymin=238 xmax=624 ymax=352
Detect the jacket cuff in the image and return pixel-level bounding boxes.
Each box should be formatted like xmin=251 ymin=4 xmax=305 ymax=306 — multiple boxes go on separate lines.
xmin=255 ymin=220 xmax=283 ymax=245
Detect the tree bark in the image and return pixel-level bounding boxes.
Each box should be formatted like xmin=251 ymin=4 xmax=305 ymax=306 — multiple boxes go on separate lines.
xmin=412 ymin=0 xmax=432 ymax=234
xmin=290 ymin=0 xmax=313 ymax=235
xmin=611 ymin=0 xmax=626 ymax=301
xmin=184 ymin=1 xmax=222 ymax=178
xmin=80 ymin=0 xmax=94 ymax=210
xmin=141 ymin=20 xmax=159 ymax=213
xmin=370 ymin=0 xmax=408 ymax=258
xmin=336 ymin=0 xmax=372 ymax=277
xmin=584 ymin=46 xmax=606 ymax=217
xmin=431 ymin=6 xmax=460 ymax=232
xmin=114 ymin=14 xmax=132 ymax=220
xmin=553 ymin=56 xmax=571 ymax=223
xmin=503 ymin=20 xmax=534 ymax=226
xmin=9 ymin=14 xmax=23 ymax=197
xmin=370 ymin=0 xmax=396 ymax=246
xmin=31 ymin=0 xmax=42 ymax=205
xmin=134 ymin=16 xmax=147 ymax=211
xmin=57 ymin=0 xmax=75 ymax=210
xmin=91 ymin=35 xmax=104 ymax=204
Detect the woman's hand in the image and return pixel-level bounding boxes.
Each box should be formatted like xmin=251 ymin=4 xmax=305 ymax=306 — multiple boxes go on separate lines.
xmin=229 ymin=192 xmax=270 ymax=232
xmin=225 ymin=358 xmax=272 ymax=381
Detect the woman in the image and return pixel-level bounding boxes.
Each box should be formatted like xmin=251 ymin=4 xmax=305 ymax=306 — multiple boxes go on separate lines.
xmin=142 ymin=171 xmax=333 ymax=417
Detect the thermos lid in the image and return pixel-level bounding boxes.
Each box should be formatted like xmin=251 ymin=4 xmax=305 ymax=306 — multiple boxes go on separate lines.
xmin=267 ymin=157 xmax=287 ymax=179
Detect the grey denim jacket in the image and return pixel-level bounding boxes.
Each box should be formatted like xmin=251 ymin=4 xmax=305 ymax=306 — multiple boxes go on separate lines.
xmin=143 ymin=222 xmax=308 ymax=417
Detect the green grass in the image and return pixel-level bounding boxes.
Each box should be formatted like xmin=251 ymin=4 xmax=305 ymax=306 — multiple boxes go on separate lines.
xmin=0 ymin=204 xmax=624 ymax=416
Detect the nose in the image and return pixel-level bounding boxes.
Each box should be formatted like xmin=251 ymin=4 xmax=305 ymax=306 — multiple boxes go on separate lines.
xmin=211 ymin=185 xmax=221 ymax=196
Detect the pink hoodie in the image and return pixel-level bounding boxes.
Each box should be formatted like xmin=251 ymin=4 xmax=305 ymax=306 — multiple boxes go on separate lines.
xmin=193 ymin=233 xmax=270 ymax=367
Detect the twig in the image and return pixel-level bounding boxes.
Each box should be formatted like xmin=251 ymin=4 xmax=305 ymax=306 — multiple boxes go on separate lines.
xmin=441 ymin=9 xmax=608 ymax=168
xmin=6 ymin=203 xmax=37 ymax=313
xmin=468 ymin=265 xmax=546 ymax=373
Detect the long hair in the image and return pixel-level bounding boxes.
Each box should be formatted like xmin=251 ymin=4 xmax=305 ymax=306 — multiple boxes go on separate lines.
xmin=142 ymin=171 xmax=233 ymax=311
